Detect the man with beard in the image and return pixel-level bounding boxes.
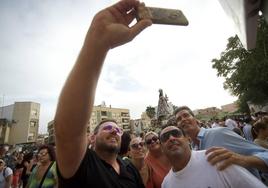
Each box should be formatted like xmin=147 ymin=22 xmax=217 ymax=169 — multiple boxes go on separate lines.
xmin=174 ymin=106 xmax=268 ymax=179
xmin=54 ymin=0 xmax=152 ymax=187
xmin=160 ymin=126 xmax=266 ymax=188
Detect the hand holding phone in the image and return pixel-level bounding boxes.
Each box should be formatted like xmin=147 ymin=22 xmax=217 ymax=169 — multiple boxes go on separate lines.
xmin=136 ymin=3 xmax=189 ymax=26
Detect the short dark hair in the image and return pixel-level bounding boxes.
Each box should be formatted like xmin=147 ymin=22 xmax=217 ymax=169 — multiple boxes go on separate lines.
xmin=253 ymin=116 xmax=268 ymax=133
xmin=38 ymin=145 xmax=56 ymax=161
xmin=93 ymin=118 xmax=118 ymax=134
xmin=118 ymin=132 xmax=131 ymax=156
xmin=173 ymin=106 xmax=194 ymax=117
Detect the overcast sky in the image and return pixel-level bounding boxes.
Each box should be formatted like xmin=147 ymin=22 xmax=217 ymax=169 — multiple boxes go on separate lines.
xmin=0 ymin=0 xmax=238 ymax=133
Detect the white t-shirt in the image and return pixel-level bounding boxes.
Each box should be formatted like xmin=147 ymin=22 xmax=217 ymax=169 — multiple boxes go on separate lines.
xmin=0 ymin=167 xmax=13 ymax=188
xmin=211 ymin=122 xmax=220 ymax=128
xmin=225 ymin=118 xmax=238 ymax=129
xmin=161 ymin=150 xmax=266 ymax=188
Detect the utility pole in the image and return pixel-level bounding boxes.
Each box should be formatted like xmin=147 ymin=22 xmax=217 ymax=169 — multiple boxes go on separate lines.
xmin=0 ymin=94 xmax=4 ymax=118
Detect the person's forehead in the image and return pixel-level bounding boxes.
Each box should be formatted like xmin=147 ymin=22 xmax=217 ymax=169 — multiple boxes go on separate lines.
xmin=100 ymin=121 xmax=118 ymax=128
xmin=160 ymin=126 xmax=178 ymax=135
xmin=39 ymin=148 xmax=48 ymax=153
xmin=176 ymin=109 xmax=190 ymax=117
xmin=145 ymin=133 xmax=157 ymax=140
xmin=130 ymin=137 xmax=142 ymax=144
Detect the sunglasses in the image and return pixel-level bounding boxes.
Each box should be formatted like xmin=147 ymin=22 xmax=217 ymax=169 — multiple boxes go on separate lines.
xmin=130 ymin=142 xmax=145 ymax=150
xmin=102 ymin=124 xmax=123 ymax=136
xmin=160 ymin=129 xmax=183 ymax=143
xmin=38 ymin=152 xmax=48 ymax=156
xmin=145 ymin=136 xmax=158 ymax=145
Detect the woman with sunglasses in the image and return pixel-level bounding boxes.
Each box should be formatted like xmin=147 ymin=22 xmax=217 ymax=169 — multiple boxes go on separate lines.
xmin=128 ymin=137 xmax=148 ymax=186
xmin=144 ymin=132 xmax=171 ymax=188
xmin=26 ymin=145 xmax=57 ymax=188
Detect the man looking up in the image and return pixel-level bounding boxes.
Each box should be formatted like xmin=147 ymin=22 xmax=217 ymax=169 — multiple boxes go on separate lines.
xmin=174 ymin=106 xmax=268 ymax=179
xmin=160 ymin=126 xmax=266 ymax=188
xmin=54 ymin=0 xmax=152 ymax=187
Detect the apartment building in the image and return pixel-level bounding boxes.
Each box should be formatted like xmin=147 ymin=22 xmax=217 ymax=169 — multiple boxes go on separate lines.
xmin=89 ymin=103 xmax=130 ymax=133
xmin=47 ymin=103 xmax=130 ymax=144
xmin=221 ymin=102 xmax=239 ymax=113
xmin=194 ymin=107 xmax=221 ymax=116
xmin=0 ymin=102 xmax=40 ymax=145
xmin=47 ymin=120 xmax=55 ymax=144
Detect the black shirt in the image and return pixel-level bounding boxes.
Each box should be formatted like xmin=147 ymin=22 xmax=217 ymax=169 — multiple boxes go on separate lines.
xmin=57 ymin=149 xmax=145 ymax=188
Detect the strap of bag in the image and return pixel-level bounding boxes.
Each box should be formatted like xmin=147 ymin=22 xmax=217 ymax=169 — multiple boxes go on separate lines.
xmin=38 ymin=161 xmax=54 ymax=188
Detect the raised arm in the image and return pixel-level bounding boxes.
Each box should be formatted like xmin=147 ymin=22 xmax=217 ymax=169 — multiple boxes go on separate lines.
xmin=54 ymin=0 xmax=152 ymax=178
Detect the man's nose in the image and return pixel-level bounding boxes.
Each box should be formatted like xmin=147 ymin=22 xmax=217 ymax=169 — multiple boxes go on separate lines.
xmin=167 ymin=135 xmax=176 ymax=142
xmin=110 ymin=128 xmax=117 ymax=134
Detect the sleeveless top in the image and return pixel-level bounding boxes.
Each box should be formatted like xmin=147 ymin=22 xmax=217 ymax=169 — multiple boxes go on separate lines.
xmin=27 ymin=162 xmax=57 ymax=188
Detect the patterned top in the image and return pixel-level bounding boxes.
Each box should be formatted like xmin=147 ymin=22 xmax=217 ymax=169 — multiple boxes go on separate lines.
xmin=27 ymin=162 xmax=57 ymax=188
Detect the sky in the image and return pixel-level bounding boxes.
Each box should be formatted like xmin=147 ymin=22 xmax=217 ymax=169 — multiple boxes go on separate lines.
xmin=0 ymin=0 xmax=238 ymax=134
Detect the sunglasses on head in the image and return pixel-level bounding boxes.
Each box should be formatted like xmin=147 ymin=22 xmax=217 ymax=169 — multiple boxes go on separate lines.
xmin=102 ymin=124 xmax=123 ymax=136
xmin=145 ymin=136 xmax=158 ymax=145
xmin=160 ymin=129 xmax=184 ymax=143
xmin=130 ymin=142 xmax=145 ymax=150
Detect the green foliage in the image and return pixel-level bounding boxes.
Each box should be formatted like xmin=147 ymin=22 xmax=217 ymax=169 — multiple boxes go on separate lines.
xmin=146 ymin=106 xmax=156 ymax=119
xmin=212 ymin=16 xmax=268 ymax=113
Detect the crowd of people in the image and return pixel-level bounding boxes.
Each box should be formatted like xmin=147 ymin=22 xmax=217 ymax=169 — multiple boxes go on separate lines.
xmin=2 ymin=0 xmax=268 ymax=187
xmin=1 ymin=110 xmax=267 ymax=188
xmin=0 ymin=144 xmax=57 ymax=188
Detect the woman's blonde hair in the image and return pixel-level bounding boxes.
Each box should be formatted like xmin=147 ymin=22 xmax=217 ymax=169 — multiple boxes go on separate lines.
xmin=144 ymin=131 xmax=158 ymax=140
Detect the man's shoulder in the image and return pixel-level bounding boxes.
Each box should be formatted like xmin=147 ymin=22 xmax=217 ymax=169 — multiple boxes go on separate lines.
xmin=205 ymin=127 xmax=230 ymax=134
xmin=2 ymin=166 xmax=13 ymax=177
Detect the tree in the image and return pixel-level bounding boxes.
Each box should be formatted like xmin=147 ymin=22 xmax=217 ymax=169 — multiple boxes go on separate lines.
xmin=212 ymin=16 xmax=268 ymax=113
xmin=146 ymin=106 xmax=156 ymax=119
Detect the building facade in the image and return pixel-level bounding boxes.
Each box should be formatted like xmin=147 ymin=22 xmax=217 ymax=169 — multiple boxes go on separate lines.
xmin=0 ymin=102 xmax=40 ymax=145
xmin=47 ymin=120 xmax=55 ymax=144
xmin=194 ymin=107 xmax=221 ymax=116
xmin=88 ymin=104 xmax=130 ymax=133
xmin=47 ymin=103 xmax=131 ymax=144
xmin=221 ymin=102 xmax=238 ymax=113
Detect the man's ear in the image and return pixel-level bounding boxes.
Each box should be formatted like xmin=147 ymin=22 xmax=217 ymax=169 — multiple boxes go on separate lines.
xmin=186 ymin=135 xmax=192 ymax=142
xmin=185 ymin=136 xmax=192 ymax=149
xmin=90 ymin=134 xmax=96 ymax=145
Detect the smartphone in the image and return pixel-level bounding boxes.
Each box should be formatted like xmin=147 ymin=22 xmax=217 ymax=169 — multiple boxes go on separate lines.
xmin=136 ymin=5 xmax=189 ymax=26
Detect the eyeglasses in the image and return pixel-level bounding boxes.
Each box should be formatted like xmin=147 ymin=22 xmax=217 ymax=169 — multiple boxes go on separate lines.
xmin=102 ymin=124 xmax=123 ymax=136
xmin=130 ymin=142 xmax=145 ymax=150
xmin=38 ymin=152 xmax=48 ymax=156
xmin=160 ymin=129 xmax=183 ymax=143
xmin=145 ymin=136 xmax=158 ymax=145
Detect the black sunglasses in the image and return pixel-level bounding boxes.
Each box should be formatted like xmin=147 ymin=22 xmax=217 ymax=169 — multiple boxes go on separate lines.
xmin=160 ymin=129 xmax=183 ymax=143
xmin=130 ymin=142 xmax=145 ymax=150
xmin=145 ymin=136 xmax=158 ymax=145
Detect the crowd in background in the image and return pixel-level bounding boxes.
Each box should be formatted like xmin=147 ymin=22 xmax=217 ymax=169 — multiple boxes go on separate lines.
xmin=0 ymin=144 xmax=57 ymax=188
xmin=0 ymin=111 xmax=267 ymax=188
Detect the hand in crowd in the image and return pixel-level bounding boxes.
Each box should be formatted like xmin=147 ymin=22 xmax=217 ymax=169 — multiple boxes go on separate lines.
xmin=86 ymin=0 xmax=152 ymax=50
xmin=205 ymin=147 xmax=246 ymax=170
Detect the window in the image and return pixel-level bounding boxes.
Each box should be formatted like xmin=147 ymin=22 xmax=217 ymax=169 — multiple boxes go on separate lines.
xmin=101 ymin=111 xmax=107 ymax=116
xmin=28 ymin=132 xmax=35 ymax=141
xmin=31 ymin=109 xmax=38 ymax=116
xmin=30 ymin=121 xmax=37 ymax=127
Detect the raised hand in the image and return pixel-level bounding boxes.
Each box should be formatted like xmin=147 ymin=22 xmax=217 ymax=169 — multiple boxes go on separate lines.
xmin=86 ymin=0 xmax=152 ymax=50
